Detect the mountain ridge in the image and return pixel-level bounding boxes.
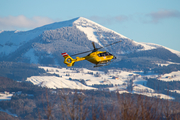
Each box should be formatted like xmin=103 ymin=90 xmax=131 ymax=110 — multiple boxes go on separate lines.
xmin=0 ymin=17 xmax=180 ymax=70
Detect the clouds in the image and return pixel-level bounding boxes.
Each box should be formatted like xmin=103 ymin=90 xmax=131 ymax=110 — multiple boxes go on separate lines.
xmin=0 ymin=9 xmax=179 ymax=31
xmin=0 ymin=15 xmax=55 ymax=30
xmin=0 ymin=15 xmax=129 ymax=30
xmin=90 ymin=9 xmax=180 ymax=25
xmin=146 ymin=9 xmax=180 ymax=23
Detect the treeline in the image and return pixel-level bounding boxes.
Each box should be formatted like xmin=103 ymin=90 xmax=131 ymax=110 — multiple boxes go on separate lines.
xmin=91 ymin=84 xmax=114 ymax=89
xmin=0 ymin=77 xmax=180 ymax=120
xmin=0 ymin=76 xmax=45 ymax=119
xmin=147 ymin=78 xmax=180 ymax=91
xmin=110 ymin=58 xmax=157 ymax=70
xmin=0 ymin=62 xmax=45 ymax=81
xmin=2 ymin=89 xmax=180 ymax=120
xmin=152 ymin=64 xmax=180 ymax=74
xmin=108 ymin=47 xmax=180 ymax=71
xmin=0 ymin=77 xmax=45 ymax=95
xmin=107 ymin=56 xmax=180 ymax=73
xmin=146 ymin=78 xmax=180 ymax=102
xmin=126 ymin=47 xmax=180 ymax=63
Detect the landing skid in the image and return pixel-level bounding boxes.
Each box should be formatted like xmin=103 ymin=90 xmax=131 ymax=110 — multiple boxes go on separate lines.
xmin=94 ymin=62 xmax=111 ymax=68
xmin=94 ymin=64 xmax=106 ymax=68
xmin=93 ymin=56 xmax=116 ymax=68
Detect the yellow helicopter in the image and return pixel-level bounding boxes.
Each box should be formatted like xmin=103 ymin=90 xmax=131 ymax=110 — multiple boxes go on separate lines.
xmin=61 ymin=40 xmax=122 ymax=67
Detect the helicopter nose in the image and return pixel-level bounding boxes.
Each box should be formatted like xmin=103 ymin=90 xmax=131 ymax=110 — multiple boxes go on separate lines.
xmin=113 ymin=56 xmax=116 ymax=59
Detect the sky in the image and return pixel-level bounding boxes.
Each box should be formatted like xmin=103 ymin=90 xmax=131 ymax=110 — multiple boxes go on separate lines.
xmin=0 ymin=0 xmax=180 ymax=51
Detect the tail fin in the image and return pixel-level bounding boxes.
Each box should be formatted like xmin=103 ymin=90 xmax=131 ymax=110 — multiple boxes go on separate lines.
xmin=61 ymin=53 xmax=75 ymax=67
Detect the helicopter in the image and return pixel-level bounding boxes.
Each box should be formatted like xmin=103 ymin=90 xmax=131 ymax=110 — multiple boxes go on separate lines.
xmin=61 ymin=40 xmax=122 ymax=67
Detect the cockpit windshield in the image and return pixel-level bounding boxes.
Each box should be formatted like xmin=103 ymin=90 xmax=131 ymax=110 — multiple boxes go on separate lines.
xmin=98 ymin=52 xmax=112 ymax=57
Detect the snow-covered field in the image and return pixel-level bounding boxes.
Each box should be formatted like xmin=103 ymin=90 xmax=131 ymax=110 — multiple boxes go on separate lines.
xmin=169 ymin=90 xmax=180 ymax=94
xmin=26 ymin=66 xmax=180 ymax=100
xmin=0 ymin=92 xmax=13 ymax=101
xmin=157 ymin=71 xmax=180 ymax=82
xmin=26 ymin=66 xmax=139 ymax=89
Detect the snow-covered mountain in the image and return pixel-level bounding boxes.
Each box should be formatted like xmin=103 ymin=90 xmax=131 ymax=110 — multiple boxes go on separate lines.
xmin=0 ymin=17 xmax=180 ymax=69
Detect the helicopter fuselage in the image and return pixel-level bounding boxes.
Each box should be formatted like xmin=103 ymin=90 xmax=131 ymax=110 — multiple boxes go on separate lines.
xmin=84 ymin=51 xmax=114 ymax=65
xmin=62 ymin=51 xmax=115 ymax=67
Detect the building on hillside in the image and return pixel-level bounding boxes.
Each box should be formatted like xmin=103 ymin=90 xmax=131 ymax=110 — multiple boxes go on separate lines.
xmin=112 ymin=76 xmax=119 ymax=80
xmin=4 ymin=91 xmax=9 ymax=95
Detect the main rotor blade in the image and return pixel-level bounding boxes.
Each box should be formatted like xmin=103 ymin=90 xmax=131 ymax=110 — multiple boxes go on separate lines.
xmin=96 ymin=40 xmax=122 ymax=50
xmin=70 ymin=40 xmax=122 ymax=56
xmin=71 ymin=49 xmax=93 ymax=56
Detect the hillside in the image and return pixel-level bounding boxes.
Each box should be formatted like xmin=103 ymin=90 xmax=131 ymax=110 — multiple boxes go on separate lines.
xmin=26 ymin=66 xmax=180 ymax=101
xmin=0 ymin=17 xmax=180 ymax=71
xmin=1 ymin=74 xmax=180 ymax=120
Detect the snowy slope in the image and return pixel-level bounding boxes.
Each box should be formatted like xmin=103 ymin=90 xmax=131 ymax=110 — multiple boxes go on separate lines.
xmin=157 ymin=71 xmax=180 ymax=82
xmin=26 ymin=66 xmax=177 ymax=100
xmin=0 ymin=18 xmax=78 ymax=55
xmin=138 ymin=42 xmax=180 ymax=57
xmin=74 ymin=17 xmax=127 ymax=46
xmin=0 ymin=93 xmax=13 ymax=101
xmin=0 ymin=17 xmax=145 ymax=56
xmin=27 ymin=76 xmax=96 ymax=90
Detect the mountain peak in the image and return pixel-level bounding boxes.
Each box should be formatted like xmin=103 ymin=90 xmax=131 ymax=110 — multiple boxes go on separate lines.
xmin=74 ymin=17 xmax=115 ymax=32
xmin=1 ymin=17 xmax=180 ymax=67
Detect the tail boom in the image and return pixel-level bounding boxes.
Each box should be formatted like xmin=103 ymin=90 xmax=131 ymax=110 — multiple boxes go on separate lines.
xmin=61 ymin=53 xmax=85 ymax=67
